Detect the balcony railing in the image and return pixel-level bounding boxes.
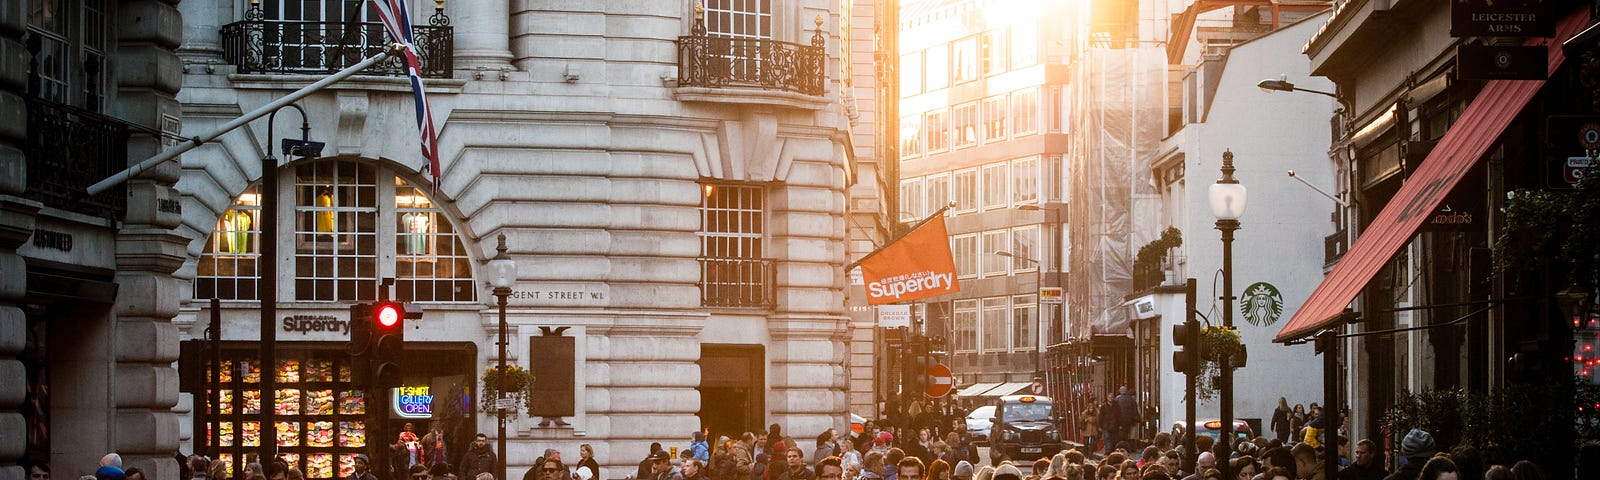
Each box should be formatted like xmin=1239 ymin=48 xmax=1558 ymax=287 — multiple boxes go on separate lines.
xmin=699 ymin=257 xmax=776 ymax=308
xmin=677 ymin=21 xmax=826 ymax=96
xmin=22 ymin=96 xmax=128 ymax=219
xmin=221 ymin=7 xmax=452 ymax=79
xmin=1325 ymin=229 xmax=1349 ymax=267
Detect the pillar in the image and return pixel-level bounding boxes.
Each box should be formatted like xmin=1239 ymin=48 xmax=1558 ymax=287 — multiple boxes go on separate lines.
xmin=451 ymin=0 xmax=512 ymax=69
xmin=0 ymin=1 xmax=37 ymax=477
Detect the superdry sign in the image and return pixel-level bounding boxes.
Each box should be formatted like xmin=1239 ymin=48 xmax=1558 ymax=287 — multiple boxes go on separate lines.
xmin=858 ymin=214 xmax=960 ymax=305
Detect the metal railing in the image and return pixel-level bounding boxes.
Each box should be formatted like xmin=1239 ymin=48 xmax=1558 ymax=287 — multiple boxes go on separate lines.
xmin=221 ymin=7 xmax=452 ymax=79
xmin=22 ymin=96 xmax=128 ymax=219
xmin=677 ymin=21 xmax=826 ymax=96
xmin=698 ymin=257 xmax=776 ymax=308
xmin=1325 ymin=230 xmax=1348 ymax=267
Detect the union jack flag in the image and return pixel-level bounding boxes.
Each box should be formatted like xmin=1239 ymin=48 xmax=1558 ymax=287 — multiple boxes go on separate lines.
xmin=371 ymin=0 xmax=441 ymax=192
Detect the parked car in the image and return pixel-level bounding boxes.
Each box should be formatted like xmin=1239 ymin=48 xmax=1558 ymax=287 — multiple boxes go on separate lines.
xmin=988 ymin=395 xmax=1062 ymax=460
xmin=966 ymin=405 xmax=995 ymax=443
xmin=1171 ymin=419 xmax=1254 ymax=444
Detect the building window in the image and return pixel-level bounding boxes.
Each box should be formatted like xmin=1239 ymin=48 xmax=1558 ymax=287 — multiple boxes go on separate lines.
xmin=703 ymin=0 xmax=771 ymax=39
xmin=900 ymin=52 xmax=922 ymax=95
xmin=196 ymin=160 xmax=476 ymax=303
xmin=1012 ymin=295 xmax=1036 ymax=351
xmin=1013 ymin=156 xmax=1038 ymax=205
xmin=900 ymin=115 xmax=922 ymax=159
xmin=952 ymin=36 xmax=978 ymax=84
xmin=953 ymin=234 xmax=977 ymax=279
xmin=699 ymin=183 xmax=773 ymax=307
xmin=293 ymin=160 xmax=379 ymax=302
xmin=1046 ymin=85 xmax=1065 ymax=133
xmin=928 ymin=174 xmax=951 ymax=214
xmin=27 ymin=0 xmax=109 ymax=109
xmin=953 ymin=102 xmax=978 ymax=148
xmin=982 ymin=230 xmax=1009 ymax=277
xmin=925 ymin=44 xmax=949 ymax=90
xmin=1044 ymin=155 xmax=1063 ymax=202
xmin=1013 ymin=89 xmax=1039 ymax=136
xmin=953 ymin=169 xmax=977 ymax=213
xmin=393 ymin=181 xmax=473 ymax=302
xmin=981 ymin=30 xmax=1005 ymax=76
xmin=196 ymin=186 xmax=263 ymax=300
xmin=982 ymin=163 xmax=1007 ymax=210
xmin=1011 ymin=20 xmax=1037 ymax=68
xmin=983 ymin=96 xmax=1007 ymax=142
xmin=899 ymin=178 xmax=923 ymax=222
xmin=1011 ymin=225 xmax=1039 ymax=272
xmin=982 ymin=297 xmax=1008 ymax=353
xmin=925 ymin=109 xmax=949 ymax=153
xmin=954 ymin=299 xmax=978 ymax=353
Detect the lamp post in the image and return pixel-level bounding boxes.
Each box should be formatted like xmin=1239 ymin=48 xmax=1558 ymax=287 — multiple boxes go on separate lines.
xmin=1208 ymin=150 xmax=1246 ymax=479
xmin=996 ymin=250 xmax=1043 ymax=380
xmin=260 ymin=104 xmax=322 ymax=465
xmin=1018 ymin=203 xmax=1064 ymax=344
xmin=487 ymin=234 xmax=518 ymax=480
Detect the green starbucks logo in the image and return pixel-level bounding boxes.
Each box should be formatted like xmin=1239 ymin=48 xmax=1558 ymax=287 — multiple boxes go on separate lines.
xmin=1240 ymin=282 xmax=1283 ymax=327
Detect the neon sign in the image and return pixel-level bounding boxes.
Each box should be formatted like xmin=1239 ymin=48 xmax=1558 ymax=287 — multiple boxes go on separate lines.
xmin=392 ymin=386 xmax=434 ymax=419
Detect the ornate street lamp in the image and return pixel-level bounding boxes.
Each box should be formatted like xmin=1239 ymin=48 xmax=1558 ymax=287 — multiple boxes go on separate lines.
xmin=487 ymin=234 xmax=518 ymax=480
xmin=1209 ymin=150 xmax=1246 ymax=478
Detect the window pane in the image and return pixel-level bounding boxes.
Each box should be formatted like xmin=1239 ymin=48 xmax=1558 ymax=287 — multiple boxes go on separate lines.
xmin=901 ymin=115 xmax=923 ymax=159
xmin=954 ymin=103 xmax=978 ymax=148
xmin=982 ymin=297 xmax=1007 ymax=352
xmin=954 ymin=169 xmax=977 ymax=212
xmin=955 ymin=299 xmax=978 ymax=352
xmin=926 ymin=110 xmax=948 ymax=153
xmin=952 ymin=36 xmax=977 ymax=84
xmin=293 ymin=160 xmax=378 ymax=301
xmin=394 ymin=178 xmax=476 ymax=302
xmin=925 ymin=45 xmax=948 ymax=90
xmin=197 ymin=186 xmax=264 ymax=300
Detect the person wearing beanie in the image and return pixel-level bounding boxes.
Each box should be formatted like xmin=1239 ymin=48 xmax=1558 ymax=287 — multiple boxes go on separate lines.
xmin=990 ymin=463 xmax=1023 ymax=480
xmin=1382 ymin=429 xmax=1433 ymax=480
xmin=952 ymin=462 xmax=973 ymax=480
xmin=95 ymin=466 xmax=125 ymax=480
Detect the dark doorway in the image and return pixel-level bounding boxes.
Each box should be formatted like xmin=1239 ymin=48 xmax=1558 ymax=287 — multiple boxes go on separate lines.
xmin=698 ymin=345 xmax=765 ymax=441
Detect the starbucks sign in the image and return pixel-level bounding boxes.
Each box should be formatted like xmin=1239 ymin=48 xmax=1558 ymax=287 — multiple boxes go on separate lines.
xmin=1240 ymin=282 xmax=1284 ymax=327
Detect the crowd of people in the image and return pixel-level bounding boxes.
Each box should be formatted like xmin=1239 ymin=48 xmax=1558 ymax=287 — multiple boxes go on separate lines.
xmin=19 ymin=399 xmax=1580 ymax=480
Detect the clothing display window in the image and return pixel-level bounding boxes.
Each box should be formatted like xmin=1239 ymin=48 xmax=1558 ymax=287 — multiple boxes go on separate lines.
xmin=206 ymin=350 xmax=367 ymax=479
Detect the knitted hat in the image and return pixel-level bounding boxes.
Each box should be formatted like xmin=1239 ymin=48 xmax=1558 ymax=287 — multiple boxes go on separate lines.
xmin=953 ymin=461 xmax=974 ymax=480
xmin=876 ymin=431 xmax=894 ymax=445
xmin=1400 ymin=428 xmax=1435 ymax=458
xmin=993 ymin=463 xmax=1024 ymax=480
xmin=95 ymin=466 xmax=126 ymax=480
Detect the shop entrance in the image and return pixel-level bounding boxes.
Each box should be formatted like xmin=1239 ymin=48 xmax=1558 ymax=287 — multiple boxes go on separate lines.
xmin=697 ymin=345 xmax=764 ymax=441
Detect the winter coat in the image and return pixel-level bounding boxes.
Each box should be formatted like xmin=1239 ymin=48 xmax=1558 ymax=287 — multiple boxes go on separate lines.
xmin=460 ymin=446 xmax=497 ymax=480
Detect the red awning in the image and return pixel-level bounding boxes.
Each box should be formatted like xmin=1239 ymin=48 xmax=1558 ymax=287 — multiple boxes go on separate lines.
xmin=1275 ymin=11 xmax=1591 ymax=343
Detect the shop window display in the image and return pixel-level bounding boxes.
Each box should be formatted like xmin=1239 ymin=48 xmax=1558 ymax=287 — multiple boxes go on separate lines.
xmin=206 ymin=351 xmax=366 ymax=479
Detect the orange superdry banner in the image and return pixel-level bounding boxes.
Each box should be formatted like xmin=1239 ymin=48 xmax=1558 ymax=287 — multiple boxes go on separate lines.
xmin=860 ymin=215 xmax=960 ymax=305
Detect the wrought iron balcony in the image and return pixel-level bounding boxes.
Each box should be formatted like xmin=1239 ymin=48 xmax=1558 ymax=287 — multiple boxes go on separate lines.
xmin=221 ymin=7 xmax=452 ymax=78
xmin=22 ymin=96 xmax=128 ymax=220
xmin=1325 ymin=229 xmax=1348 ymax=267
xmin=677 ymin=22 xmax=826 ymax=96
xmin=698 ymin=257 xmax=776 ymax=308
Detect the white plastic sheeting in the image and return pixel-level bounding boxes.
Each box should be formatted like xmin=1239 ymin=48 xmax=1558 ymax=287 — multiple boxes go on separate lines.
xmin=1066 ymin=45 xmax=1166 ymax=337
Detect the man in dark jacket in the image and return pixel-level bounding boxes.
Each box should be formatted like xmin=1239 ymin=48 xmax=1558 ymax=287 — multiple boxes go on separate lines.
xmin=460 ymin=434 xmax=497 ymax=480
xmin=1113 ymin=387 xmax=1139 ymax=443
xmin=640 ymin=443 xmax=665 ymax=480
xmin=1383 ymin=429 xmax=1433 ymax=480
xmin=1338 ymin=439 xmax=1385 ymax=480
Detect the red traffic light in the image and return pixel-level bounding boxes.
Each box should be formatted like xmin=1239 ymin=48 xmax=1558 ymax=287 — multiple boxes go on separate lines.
xmin=376 ymin=302 xmax=402 ymax=328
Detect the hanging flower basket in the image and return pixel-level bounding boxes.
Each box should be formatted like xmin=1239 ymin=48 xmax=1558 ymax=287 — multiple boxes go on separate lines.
xmin=480 ymin=365 xmax=536 ymax=418
xmin=1195 ymin=326 xmax=1243 ymax=402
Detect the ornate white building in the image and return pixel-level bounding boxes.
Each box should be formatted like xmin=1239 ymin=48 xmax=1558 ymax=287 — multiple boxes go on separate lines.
xmin=1 ymin=1 xmax=890 ymax=479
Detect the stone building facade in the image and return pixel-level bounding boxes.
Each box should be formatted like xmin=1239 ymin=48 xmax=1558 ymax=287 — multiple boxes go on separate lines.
xmin=4 ymin=1 xmax=887 ymax=480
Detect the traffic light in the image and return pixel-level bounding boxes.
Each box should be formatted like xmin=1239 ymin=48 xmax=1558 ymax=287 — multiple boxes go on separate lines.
xmin=369 ymin=301 xmax=422 ymax=388
xmin=911 ymin=350 xmax=931 ymax=396
xmin=347 ymin=303 xmax=374 ymax=386
xmin=1172 ymin=320 xmax=1199 ymax=374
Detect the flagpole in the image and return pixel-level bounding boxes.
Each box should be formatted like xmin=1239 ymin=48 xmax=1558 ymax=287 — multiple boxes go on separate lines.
xmin=86 ymin=44 xmax=406 ymax=196
xmin=846 ymin=205 xmax=954 ymax=271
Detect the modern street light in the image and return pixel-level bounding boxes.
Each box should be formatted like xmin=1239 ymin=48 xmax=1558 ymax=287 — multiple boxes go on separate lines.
xmin=487 ymin=234 xmax=518 ymax=480
xmin=996 ymin=250 xmax=1043 ymax=382
xmin=1208 ymin=150 xmax=1246 ymax=479
xmin=260 ymin=103 xmax=321 ymax=465
xmin=1257 ymin=76 xmax=1339 ymax=100
xmin=1018 ymin=203 xmax=1065 ymax=344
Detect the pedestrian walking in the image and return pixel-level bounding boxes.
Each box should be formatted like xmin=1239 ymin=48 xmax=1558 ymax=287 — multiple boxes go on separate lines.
xmin=460 ymin=434 xmax=497 ymax=480
xmin=641 ymin=443 xmax=665 ymax=480
xmin=1382 ymin=430 xmax=1432 ymax=480
xmin=648 ymin=451 xmax=682 ymax=480
xmin=576 ymin=444 xmax=600 ymax=480
xmin=776 ymin=446 xmax=815 ymax=480
xmin=349 ymin=455 xmax=379 ymax=480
